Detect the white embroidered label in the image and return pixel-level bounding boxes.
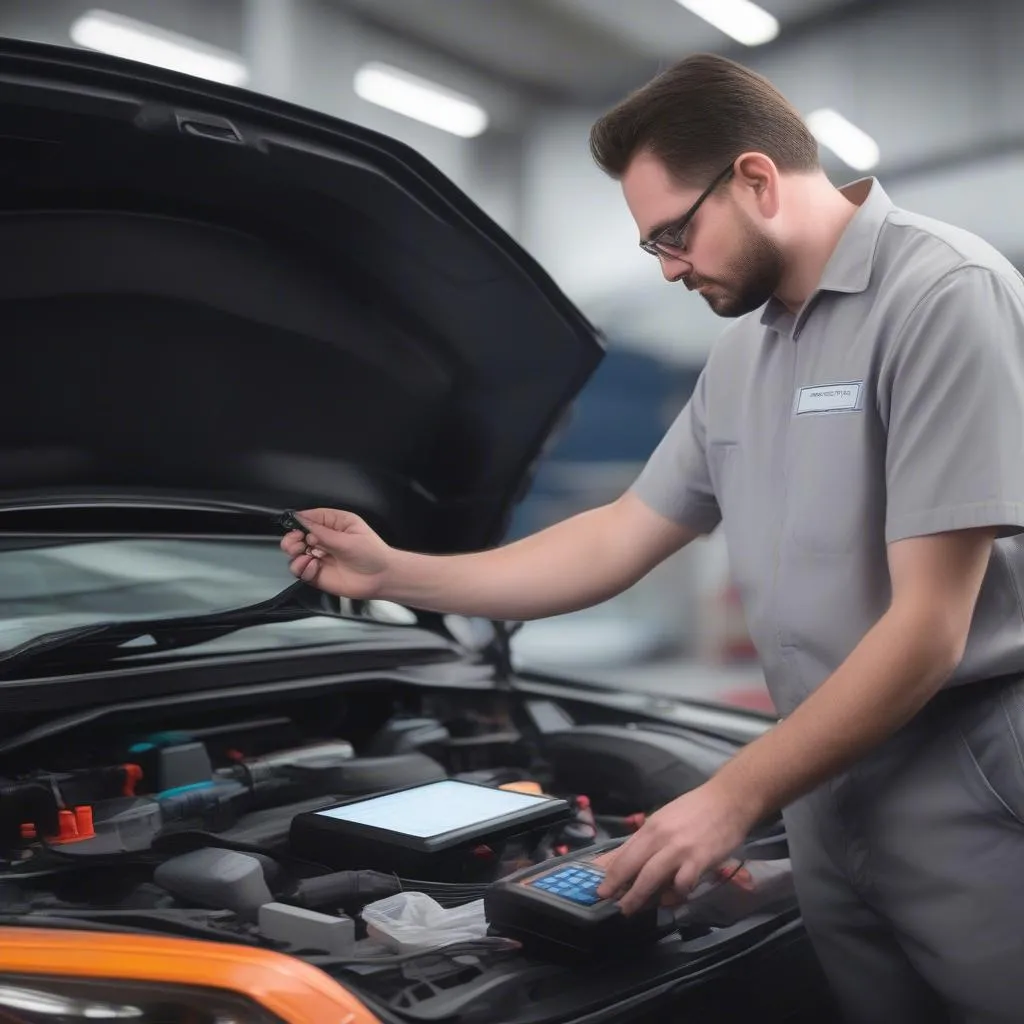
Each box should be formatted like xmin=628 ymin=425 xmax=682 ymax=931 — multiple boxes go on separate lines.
xmin=795 ymin=381 xmax=862 ymax=415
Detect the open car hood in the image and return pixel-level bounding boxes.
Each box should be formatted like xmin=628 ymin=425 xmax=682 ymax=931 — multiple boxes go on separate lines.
xmin=0 ymin=39 xmax=604 ymax=553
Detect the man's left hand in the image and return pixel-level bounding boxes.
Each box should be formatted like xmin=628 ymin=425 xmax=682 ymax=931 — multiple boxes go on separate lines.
xmin=595 ymin=780 xmax=757 ymax=915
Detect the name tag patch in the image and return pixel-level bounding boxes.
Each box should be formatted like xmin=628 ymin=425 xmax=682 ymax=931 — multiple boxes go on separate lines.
xmin=794 ymin=381 xmax=863 ymax=415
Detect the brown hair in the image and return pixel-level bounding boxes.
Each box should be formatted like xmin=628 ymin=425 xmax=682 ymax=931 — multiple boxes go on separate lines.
xmin=589 ymin=53 xmax=819 ymax=185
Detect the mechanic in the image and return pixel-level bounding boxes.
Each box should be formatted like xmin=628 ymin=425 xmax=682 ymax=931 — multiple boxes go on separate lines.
xmin=281 ymin=54 xmax=1024 ymax=1024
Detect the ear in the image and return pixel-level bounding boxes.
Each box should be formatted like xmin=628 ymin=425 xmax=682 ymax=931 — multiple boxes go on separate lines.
xmin=731 ymin=152 xmax=780 ymax=218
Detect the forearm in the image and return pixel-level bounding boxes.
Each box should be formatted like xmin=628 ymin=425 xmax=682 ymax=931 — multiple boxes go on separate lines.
xmin=380 ymin=497 xmax=694 ymax=620
xmin=710 ymin=602 xmax=962 ymax=823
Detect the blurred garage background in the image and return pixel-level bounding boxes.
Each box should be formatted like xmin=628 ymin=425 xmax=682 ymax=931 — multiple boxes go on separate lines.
xmin=4 ymin=0 xmax=1019 ymax=711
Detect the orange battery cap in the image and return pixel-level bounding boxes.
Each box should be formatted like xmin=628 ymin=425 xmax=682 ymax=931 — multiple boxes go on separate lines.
xmin=499 ymin=781 xmax=543 ymax=795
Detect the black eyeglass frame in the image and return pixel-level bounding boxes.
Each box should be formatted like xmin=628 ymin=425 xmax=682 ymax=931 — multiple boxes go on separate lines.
xmin=639 ymin=162 xmax=736 ymax=259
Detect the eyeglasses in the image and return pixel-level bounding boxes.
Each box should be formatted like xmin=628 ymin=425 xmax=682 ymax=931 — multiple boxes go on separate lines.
xmin=639 ymin=162 xmax=735 ymax=260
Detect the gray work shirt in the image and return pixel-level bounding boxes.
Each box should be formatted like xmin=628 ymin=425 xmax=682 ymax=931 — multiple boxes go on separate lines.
xmin=633 ymin=178 xmax=1024 ymax=716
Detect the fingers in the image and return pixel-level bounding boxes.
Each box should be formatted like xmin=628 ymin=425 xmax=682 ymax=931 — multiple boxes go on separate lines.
xmin=280 ymin=530 xmax=327 ymax=557
xmin=589 ymin=849 xmax=619 ymax=870
xmin=296 ymin=508 xmax=362 ymax=534
xmin=280 ymin=530 xmax=310 ymax=556
xmin=596 ymin=831 xmax=703 ymax=916
xmin=596 ymin=835 xmax=641 ymax=901
xmin=594 ymin=847 xmax=677 ymax=909
xmin=673 ymin=863 xmax=703 ymax=898
xmin=288 ymin=552 xmax=323 ymax=584
xmin=613 ymin=849 xmax=680 ymax=916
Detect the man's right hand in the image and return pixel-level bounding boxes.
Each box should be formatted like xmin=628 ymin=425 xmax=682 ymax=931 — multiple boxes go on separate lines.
xmin=278 ymin=493 xmax=698 ymax=622
xmin=280 ymin=508 xmax=392 ymax=599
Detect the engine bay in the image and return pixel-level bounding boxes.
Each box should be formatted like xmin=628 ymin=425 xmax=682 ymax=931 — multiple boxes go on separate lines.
xmin=0 ymin=681 xmax=804 ymax=1023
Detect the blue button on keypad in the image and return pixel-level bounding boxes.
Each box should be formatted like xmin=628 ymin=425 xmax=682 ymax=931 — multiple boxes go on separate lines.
xmin=530 ymin=865 xmax=605 ymax=905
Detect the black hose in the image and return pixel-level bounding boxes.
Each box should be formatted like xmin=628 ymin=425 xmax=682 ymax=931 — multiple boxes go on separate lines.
xmin=306 ymin=937 xmax=521 ymax=970
xmin=0 ymin=779 xmax=59 ymax=837
xmin=293 ymin=871 xmax=489 ymax=911
xmin=292 ymin=869 xmax=401 ymax=909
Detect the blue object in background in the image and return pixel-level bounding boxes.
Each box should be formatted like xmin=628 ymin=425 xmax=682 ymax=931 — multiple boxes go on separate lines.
xmin=542 ymin=347 xmax=697 ymax=462
xmin=509 ymin=346 xmax=700 ymax=539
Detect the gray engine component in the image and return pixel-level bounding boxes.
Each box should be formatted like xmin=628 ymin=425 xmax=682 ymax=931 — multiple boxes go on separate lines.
xmin=259 ymin=902 xmax=355 ymax=955
xmin=153 ymin=848 xmax=273 ymax=919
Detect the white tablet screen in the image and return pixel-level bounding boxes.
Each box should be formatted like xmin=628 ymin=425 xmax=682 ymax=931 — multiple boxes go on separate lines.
xmin=315 ymin=779 xmax=553 ymax=839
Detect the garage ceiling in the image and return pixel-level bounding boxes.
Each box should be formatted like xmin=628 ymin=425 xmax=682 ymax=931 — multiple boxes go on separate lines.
xmin=335 ymin=0 xmax=876 ymax=104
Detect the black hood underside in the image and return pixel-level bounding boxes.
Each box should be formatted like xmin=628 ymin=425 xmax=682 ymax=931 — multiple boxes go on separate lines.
xmin=0 ymin=39 xmax=604 ymax=552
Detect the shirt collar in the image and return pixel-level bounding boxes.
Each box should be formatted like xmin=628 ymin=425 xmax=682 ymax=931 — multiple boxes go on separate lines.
xmin=760 ymin=177 xmax=894 ymax=329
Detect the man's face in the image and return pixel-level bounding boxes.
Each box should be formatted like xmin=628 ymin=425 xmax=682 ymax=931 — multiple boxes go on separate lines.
xmin=622 ymin=150 xmax=784 ymax=318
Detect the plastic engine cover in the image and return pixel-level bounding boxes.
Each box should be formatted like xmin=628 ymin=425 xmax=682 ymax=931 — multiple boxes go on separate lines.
xmin=544 ymin=725 xmax=733 ymax=811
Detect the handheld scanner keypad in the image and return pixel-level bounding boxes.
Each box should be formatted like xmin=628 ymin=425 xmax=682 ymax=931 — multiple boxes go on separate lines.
xmin=528 ymin=862 xmax=604 ymax=905
xmin=485 ymin=839 xmax=668 ymax=961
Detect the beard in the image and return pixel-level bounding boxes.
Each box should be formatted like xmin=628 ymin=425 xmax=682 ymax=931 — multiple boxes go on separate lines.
xmin=693 ymin=210 xmax=785 ymax=318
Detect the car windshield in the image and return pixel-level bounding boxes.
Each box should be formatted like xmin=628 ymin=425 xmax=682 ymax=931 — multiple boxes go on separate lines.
xmin=0 ymin=536 xmax=421 ymax=656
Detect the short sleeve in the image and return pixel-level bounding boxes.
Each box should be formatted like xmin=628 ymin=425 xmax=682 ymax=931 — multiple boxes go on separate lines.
xmin=630 ymin=368 xmax=721 ymax=533
xmin=883 ymin=265 xmax=1024 ymax=544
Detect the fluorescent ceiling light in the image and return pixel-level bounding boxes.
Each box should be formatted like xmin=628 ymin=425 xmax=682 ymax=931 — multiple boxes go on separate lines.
xmin=354 ymin=62 xmax=488 ymax=138
xmin=806 ymin=108 xmax=880 ymax=171
xmin=70 ymin=9 xmax=248 ymax=86
xmin=676 ymin=0 xmax=779 ymax=47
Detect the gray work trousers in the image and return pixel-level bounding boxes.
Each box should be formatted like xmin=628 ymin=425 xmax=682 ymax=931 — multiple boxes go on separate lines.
xmin=782 ymin=675 xmax=1024 ymax=1024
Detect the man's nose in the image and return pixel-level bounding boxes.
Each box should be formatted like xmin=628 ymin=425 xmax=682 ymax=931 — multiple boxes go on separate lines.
xmin=659 ymin=253 xmax=692 ymax=283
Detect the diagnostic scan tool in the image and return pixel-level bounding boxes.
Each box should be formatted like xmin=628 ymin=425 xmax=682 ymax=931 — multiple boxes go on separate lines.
xmin=290 ymin=779 xmax=572 ymax=879
xmin=485 ymin=834 xmax=794 ymax=962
